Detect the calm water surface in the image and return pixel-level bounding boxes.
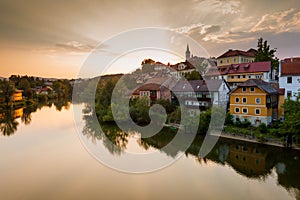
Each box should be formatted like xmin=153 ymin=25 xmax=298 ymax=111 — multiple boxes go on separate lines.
xmin=0 ymin=103 xmax=299 ymax=200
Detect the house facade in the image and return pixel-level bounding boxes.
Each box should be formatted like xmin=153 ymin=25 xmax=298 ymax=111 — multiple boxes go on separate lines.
xmin=13 ymin=90 xmax=23 ymax=101
xmin=217 ymin=49 xmax=257 ymax=66
xmin=171 ymin=79 xmax=230 ymax=111
xmin=229 ymin=79 xmax=278 ymax=126
xmin=279 ymin=58 xmax=300 ymax=101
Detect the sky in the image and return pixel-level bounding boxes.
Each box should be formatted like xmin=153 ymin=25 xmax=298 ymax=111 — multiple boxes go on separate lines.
xmin=0 ymin=0 xmax=300 ymax=79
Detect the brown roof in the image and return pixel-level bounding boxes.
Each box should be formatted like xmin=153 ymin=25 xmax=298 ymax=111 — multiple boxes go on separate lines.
xmin=217 ymin=49 xmax=257 ymax=59
xmin=283 ymin=57 xmax=300 ymax=63
xmin=217 ymin=61 xmax=271 ymax=75
xmin=137 ymin=83 xmax=162 ymax=91
xmin=278 ymin=88 xmax=285 ymax=95
xmin=170 ymin=60 xmax=195 ymax=71
xmin=231 ymin=79 xmax=278 ymax=94
xmin=281 ymin=62 xmax=300 ymax=75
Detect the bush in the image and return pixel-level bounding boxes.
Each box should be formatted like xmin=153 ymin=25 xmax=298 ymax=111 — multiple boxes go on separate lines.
xmin=258 ymin=123 xmax=267 ymax=133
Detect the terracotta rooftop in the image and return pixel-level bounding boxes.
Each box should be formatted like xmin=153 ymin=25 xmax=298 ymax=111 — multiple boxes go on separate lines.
xmin=217 ymin=61 xmax=271 ymax=75
xmin=217 ymin=49 xmax=257 ymax=59
xmin=281 ymin=62 xmax=300 ymax=76
xmin=172 ymin=79 xmax=225 ymax=93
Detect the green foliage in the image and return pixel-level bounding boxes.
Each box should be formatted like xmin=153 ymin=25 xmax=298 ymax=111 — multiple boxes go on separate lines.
xmin=168 ymin=107 xmax=181 ymax=124
xmin=0 ymin=80 xmax=16 ymax=106
xmin=225 ymin=112 xmax=234 ymax=125
xmin=255 ymin=37 xmax=279 ymax=72
xmin=155 ymin=99 xmax=176 ymax=114
xmin=279 ymin=98 xmax=300 ymax=137
xmin=184 ymin=71 xmax=203 ymax=81
xmin=198 ymin=110 xmax=211 ymax=135
xmin=129 ymin=97 xmax=151 ymax=124
xmin=257 ymin=123 xmax=268 ymax=133
xmin=235 ymin=119 xmax=251 ymax=128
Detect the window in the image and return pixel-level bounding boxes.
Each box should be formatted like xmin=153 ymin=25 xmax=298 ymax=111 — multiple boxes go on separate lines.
xmin=242 ymin=87 xmax=247 ymax=92
xmin=250 ymin=87 xmax=255 ymax=92
xmin=234 ymin=58 xmax=236 ymax=62
xmin=287 ymin=91 xmax=292 ymax=97
xmin=235 ymin=107 xmax=240 ymax=113
xmin=255 ymin=108 xmax=261 ymax=115
xmin=242 ymin=108 xmax=248 ymax=113
xmin=235 ymin=97 xmax=240 ymax=103
xmin=220 ymin=60 xmax=223 ymax=64
xmin=248 ymin=75 xmax=252 ymax=78
xmin=227 ymin=59 xmax=229 ymax=63
xmin=243 ymin=75 xmax=246 ymax=78
xmin=242 ymin=97 xmax=247 ymax=103
xmin=287 ymin=76 xmax=292 ymax=84
xmin=237 ymin=75 xmax=240 ymax=78
xmin=256 ymin=98 xmax=261 ymax=104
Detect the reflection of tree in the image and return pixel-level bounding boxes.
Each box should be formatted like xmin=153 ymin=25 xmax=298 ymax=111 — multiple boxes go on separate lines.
xmin=53 ymin=99 xmax=70 ymax=111
xmin=82 ymin=105 xmax=129 ymax=155
xmin=0 ymin=108 xmax=19 ymax=136
xmin=21 ymin=106 xmax=36 ymax=125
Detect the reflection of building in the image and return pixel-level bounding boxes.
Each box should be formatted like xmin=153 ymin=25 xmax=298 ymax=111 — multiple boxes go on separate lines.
xmin=217 ymin=49 xmax=257 ymax=66
xmin=13 ymin=90 xmax=23 ymax=101
xmin=230 ymin=79 xmax=278 ymax=125
xmin=279 ymin=57 xmax=300 ymax=100
xmin=13 ymin=107 xmax=23 ymax=118
xmin=227 ymin=143 xmax=268 ymax=176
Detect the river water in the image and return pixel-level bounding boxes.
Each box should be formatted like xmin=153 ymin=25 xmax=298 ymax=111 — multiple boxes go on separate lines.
xmin=0 ymin=103 xmax=299 ymax=200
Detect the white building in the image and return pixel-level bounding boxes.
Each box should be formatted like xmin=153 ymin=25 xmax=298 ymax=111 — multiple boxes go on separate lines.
xmin=279 ymin=58 xmax=300 ymax=100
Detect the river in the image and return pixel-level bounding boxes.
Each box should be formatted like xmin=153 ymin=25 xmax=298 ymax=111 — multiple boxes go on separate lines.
xmin=0 ymin=103 xmax=299 ymax=200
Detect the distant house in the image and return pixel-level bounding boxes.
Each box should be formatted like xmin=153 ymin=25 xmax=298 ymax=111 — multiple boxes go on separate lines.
xmin=171 ymin=79 xmax=230 ymax=111
xmin=229 ymin=79 xmax=278 ymax=126
xmin=217 ymin=49 xmax=257 ymax=66
xmin=37 ymin=86 xmax=53 ymax=95
xmin=132 ymin=77 xmax=177 ymax=103
xmin=170 ymin=61 xmax=196 ymax=79
xmin=207 ymin=61 xmax=273 ymax=89
xmin=279 ymin=58 xmax=300 ymax=100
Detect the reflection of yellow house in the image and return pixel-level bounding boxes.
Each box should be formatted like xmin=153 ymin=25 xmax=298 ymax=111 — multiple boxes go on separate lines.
xmin=230 ymin=79 xmax=278 ymax=126
xmin=14 ymin=107 xmax=23 ymax=118
xmin=13 ymin=90 xmax=23 ymax=101
xmin=228 ymin=143 xmax=268 ymax=176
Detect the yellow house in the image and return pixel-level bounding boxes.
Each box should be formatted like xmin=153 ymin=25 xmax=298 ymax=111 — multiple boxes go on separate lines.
xmin=229 ymin=79 xmax=278 ymax=126
xmin=14 ymin=107 xmax=23 ymax=118
xmin=217 ymin=49 xmax=257 ymax=66
xmin=13 ymin=90 xmax=23 ymax=101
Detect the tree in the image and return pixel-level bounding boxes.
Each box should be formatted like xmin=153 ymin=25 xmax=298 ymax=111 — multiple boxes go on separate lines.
xmin=279 ymin=99 xmax=300 ymax=139
xmin=184 ymin=71 xmax=203 ymax=81
xmin=0 ymin=80 xmax=16 ymax=106
xmin=141 ymin=58 xmax=155 ymax=65
xmin=255 ymin=37 xmax=279 ymax=72
xmin=19 ymin=78 xmax=33 ymax=99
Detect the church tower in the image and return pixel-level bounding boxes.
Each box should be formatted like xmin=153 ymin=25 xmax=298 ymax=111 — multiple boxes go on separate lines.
xmin=186 ymin=44 xmax=191 ymax=60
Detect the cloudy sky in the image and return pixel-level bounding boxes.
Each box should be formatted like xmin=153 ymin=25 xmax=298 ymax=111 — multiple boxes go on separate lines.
xmin=1 ymin=0 xmax=300 ymax=78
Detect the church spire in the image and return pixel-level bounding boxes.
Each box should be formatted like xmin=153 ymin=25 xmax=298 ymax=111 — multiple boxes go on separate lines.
xmin=186 ymin=44 xmax=191 ymax=60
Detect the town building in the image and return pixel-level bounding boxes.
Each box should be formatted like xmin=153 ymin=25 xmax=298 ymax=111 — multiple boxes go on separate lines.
xmin=279 ymin=57 xmax=300 ymax=100
xmin=217 ymin=49 xmax=257 ymax=66
xmin=229 ymin=79 xmax=278 ymax=126
xmin=206 ymin=61 xmax=273 ymax=89
xmin=133 ymin=77 xmax=177 ymax=104
xmin=171 ymin=79 xmax=230 ymax=112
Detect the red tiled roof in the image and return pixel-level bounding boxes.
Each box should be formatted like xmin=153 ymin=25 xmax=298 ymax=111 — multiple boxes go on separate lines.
xmin=283 ymin=57 xmax=300 ymax=63
xmin=217 ymin=49 xmax=257 ymax=59
xmin=217 ymin=61 xmax=271 ymax=75
xmin=281 ymin=62 xmax=300 ymax=75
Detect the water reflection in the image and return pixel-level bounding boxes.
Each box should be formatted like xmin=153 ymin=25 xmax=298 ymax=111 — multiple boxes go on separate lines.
xmin=0 ymin=99 xmax=70 ymax=136
xmin=81 ymin=104 xmax=300 ymax=197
